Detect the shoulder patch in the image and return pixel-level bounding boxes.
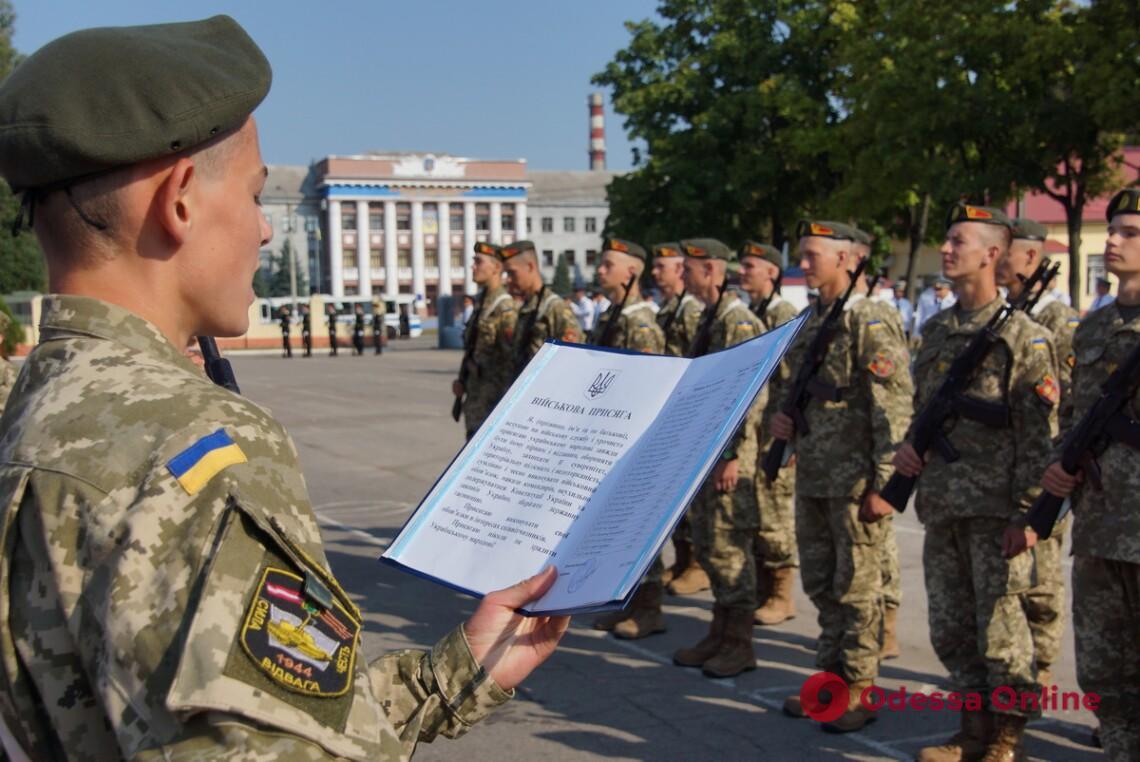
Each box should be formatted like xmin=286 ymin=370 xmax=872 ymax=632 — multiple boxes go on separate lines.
xmin=167 ymin=428 xmax=247 ymax=495
xmin=868 ymin=351 xmax=896 ymax=379
xmin=240 ymin=567 xmax=360 ymax=697
xmin=1067 ymin=318 xmax=1080 ymax=327
xmin=866 ymin=320 xmax=884 ymax=331
xmin=1030 ymin=337 xmax=1049 ymax=350
xmin=1035 ymin=375 xmax=1060 ymax=406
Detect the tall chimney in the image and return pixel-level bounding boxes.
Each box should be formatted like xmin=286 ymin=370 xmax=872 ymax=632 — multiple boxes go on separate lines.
xmin=588 ymin=93 xmax=606 ymax=171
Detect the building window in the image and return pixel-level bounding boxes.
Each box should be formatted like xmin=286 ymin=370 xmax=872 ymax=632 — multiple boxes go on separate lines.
xmin=1087 ymin=254 xmax=1106 ymax=295
xmin=475 ymin=203 xmax=490 ymax=231
xmin=341 ymin=204 xmax=356 ymax=230
xmin=501 ymin=204 xmax=515 ymax=234
xmin=450 ymin=203 xmax=464 ymax=229
xmin=584 ymin=217 xmax=597 ymax=233
xmin=526 ymin=216 xmax=532 ymax=234
xmin=369 ymin=203 xmax=383 ymax=231
xmin=342 ymin=248 xmax=356 ymax=271
xmin=423 ymin=203 xmax=439 ymax=235
xmin=585 ymin=249 xmax=598 ymax=266
xmin=370 ymin=249 xmax=382 ymax=270
xmin=542 ymin=249 xmax=554 ymax=267
xmin=396 ymin=202 xmax=411 ymax=231
xmin=563 ymin=217 xmax=575 ymax=233
xmin=541 ymin=217 xmax=553 ymax=233
xmin=397 ymin=247 xmax=411 ymax=268
xmin=450 ymin=247 xmax=463 ymax=276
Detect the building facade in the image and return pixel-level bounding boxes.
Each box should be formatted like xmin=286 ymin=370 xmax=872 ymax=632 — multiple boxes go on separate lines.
xmin=526 ymin=170 xmax=617 ymax=285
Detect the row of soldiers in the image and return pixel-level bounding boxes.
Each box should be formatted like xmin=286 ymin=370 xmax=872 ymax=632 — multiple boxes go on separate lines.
xmin=454 ymin=196 xmax=1139 ymax=761
xmin=276 ymin=302 xmax=385 ymax=358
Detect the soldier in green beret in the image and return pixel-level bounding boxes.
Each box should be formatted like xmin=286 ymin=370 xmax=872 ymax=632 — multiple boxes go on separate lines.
xmin=0 ymin=17 xmax=567 ymax=759
xmin=501 ymin=240 xmax=584 ymax=375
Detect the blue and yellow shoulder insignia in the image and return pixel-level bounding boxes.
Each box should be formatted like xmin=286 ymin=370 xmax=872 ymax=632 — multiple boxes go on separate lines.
xmin=1067 ymin=317 xmax=1080 ymax=327
xmin=1030 ymin=337 xmax=1049 ymax=350
xmin=866 ymin=320 xmax=884 ymax=331
xmin=168 ymin=428 xmax=247 ymax=495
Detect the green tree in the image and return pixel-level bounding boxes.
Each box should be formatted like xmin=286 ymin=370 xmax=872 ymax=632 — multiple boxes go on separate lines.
xmin=552 ymin=253 xmax=573 ymax=297
xmin=0 ymin=297 xmax=23 ymax=357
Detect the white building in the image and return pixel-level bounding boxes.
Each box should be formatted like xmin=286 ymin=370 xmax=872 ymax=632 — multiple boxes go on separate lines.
xmin=526 ymin=170 xmax=618 ymax=285
xmin=260 ymin=165 xmax=321 ymax=297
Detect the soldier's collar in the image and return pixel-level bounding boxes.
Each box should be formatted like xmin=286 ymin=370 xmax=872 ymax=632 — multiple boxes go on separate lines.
xmin=951 ymin=296 xmax=1005 ymax=329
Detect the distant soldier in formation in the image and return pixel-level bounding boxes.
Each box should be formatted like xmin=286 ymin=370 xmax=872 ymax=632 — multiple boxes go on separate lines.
xmin=772 ymin=221 xmax=913 ymax=732
xmin=0 ymin=311 xmax=17 ymax=414
xmin=671 ymin=238 xmax=767 ymax=679
xmin=299 ymin=303 xmax=312 ymax=357
xmin=651 ymin=241 xmax=708 ymax=595
xmin=1040 ymin=189 xmax=1140 ymax=762
xmin=737 ymin=242 xmax=801 ymax=627
xmin=501 ymin=240 xmax=584 ymax=375
xmin=352 ymin=303 xmax=366 ymax=355
xmin=894 ymin=205 xmax=1058 ymax=760
xmin=326 ymin=302 xmax=339 ymax=356
xmin=587 ymin=238 xmax=667 ymax=640
xmin=277 ymin=304 xmax=292 ymax=358
xmin=453 ymin=242 xmax=518 ymax=439
xmin=371 ymin=300 xmax=384 ymax=355
xmin=997 ymin=217 xmax=1080 ymax=692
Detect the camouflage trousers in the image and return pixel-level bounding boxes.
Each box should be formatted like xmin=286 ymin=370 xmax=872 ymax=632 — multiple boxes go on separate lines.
xmin=691 ymin=478 xmax=758 ymax=612
xmin=880 ymin=517 xmax=901 ymax=609
xmin=923 ymin=518 xmax=1037 ymax=717
xmin=462 ymin=380 xmax=505 ymax=437
xmin=1023 ymin=515 xmax=1068 ymax=669
xmin=755 ymin=465 xmax=797 ymax=569
xmin=796 ymin=495 xmax=884 ymax=683
xmin=1072 ymin=555 xmax=1140 ymax=761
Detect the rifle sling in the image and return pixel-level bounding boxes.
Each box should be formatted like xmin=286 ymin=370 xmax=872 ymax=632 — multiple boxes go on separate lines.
xmin=807 ymin=378 xmax=845 ymax=403
xmin=952 ymin=394 xmax=1012 ymax=429
xmin=1104 ymin=411 xmax=1140 ymax=451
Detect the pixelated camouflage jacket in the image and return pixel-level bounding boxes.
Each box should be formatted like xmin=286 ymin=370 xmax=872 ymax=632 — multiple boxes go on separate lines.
xmin=514 ymin=287 xmax=583 ymax=370
xmin=0 ymin=296 xmax=510 ymax=761
xmin=1029 ymin=295 xmax=1080 ymax=432
xmin=656 ymin=291 xmax=703 ymax=357
xmin=753 ymin=295 xmax=802 ymax=449
xmin=0 ymin=360 xmax=16 ymax=416
xmin=911 ymin=297 xmax=1059 ymax=524
xmin=1061 ymin=302 xmax=1140 ymax=564
xmin=703 ymin=295 xmax=766 ymax=460
xmin=462 ymin=285 xmax=518 ymax=407
xmin=591 ymin=300 xmax=665 ymax=354
xmin=780 ymin=295 xmax=913 ymax=499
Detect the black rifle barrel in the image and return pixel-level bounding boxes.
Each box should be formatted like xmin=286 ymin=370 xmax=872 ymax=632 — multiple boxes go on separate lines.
xmin=197 ymin=336 xmax=241 ymax=395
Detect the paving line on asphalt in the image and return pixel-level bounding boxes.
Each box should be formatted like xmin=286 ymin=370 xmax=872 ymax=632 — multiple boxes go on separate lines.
xmin=315 ymin=514 xmax=392 ymax=549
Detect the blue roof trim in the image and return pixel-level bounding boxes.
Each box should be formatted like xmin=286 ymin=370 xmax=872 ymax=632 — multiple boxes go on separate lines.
xmin=325 ymin=185 xmax=401 ymax=198
xmin=462 ymin=187 xmax=529 ymax=198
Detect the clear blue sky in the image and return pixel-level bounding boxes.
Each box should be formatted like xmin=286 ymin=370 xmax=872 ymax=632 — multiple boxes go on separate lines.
xmin=12 ymin=0 xmax=657 ymax=170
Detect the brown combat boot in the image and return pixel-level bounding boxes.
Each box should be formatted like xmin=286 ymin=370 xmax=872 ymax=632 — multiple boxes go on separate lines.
xmin=613 ymin=583 xmax=666 ymax=640
xmin=981 ymin=714 xmax=1026 ymax=762
xmin=661 ymin=536 xmax=691 ymax=586
xmin=916 ymin=710 xmax=993 ymax=762
xmin=673 ymin=605 xmax=726 ymax=667
xmin=880 ymin=604 xmax=900 ymax=659
xmin=822 ymin=679 xmax=877 ymax=733
xmin=591 ymin=607 xmax=630 ymax=631
xmin=755 ymin=566 xmax=797 ymax=625
xmin=667 ymin=556 xmax=711 ymax=596
xmin=701 ymin=607 xmax=757 ymax=678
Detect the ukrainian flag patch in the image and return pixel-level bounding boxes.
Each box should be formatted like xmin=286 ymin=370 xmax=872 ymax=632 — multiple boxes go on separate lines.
xmin=1030 ymin=337 xmax=1048 ymax=350
xmin=867 ymin=320 xmax=884 ymax=331
xmin=167 ymin=428 xmax=247 ymax=495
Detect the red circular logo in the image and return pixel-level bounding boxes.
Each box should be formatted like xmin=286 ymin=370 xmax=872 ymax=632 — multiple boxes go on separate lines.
xmin=800 ymin=671 xmax=849 ymax=723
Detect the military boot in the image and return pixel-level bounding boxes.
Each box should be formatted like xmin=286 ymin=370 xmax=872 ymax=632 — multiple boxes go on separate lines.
xmin=701 ymin=607 xmax=757 ymax=678
xmin=981 ymin=714 xmax=1026 ymax=762
xmin=822 ymin=679 xmax=877 ymax=733
xmin=673 ymin=605 xmax=726 ymax=667
xmin=755 ymin=566 xmax=797 ymax=625
xmin=661 ymin=536 xmax=691 ymax=586
xmin=667 ymin=556 xmax=710 ymax=596
xmin=591 ymin=607 xmax=631 ymax=632
xmin=916 ymin=710 xmax=993 ymax=762
xmin=880 ymin=604 xmax=900 ymax=659
xmin=613 ymin=582 xmax=666 ymax=640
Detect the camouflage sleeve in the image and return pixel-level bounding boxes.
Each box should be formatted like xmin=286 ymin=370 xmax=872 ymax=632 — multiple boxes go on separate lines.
xmin=488 ymin=303 xmax=518 ymax=392
xmin=682 ymin=300 xmax=704 ymax=351
xmin=857 ymin=314 xmax=914 ymax=492
xmin=1011 ymin=328 xmax=1060 ymax=514
xmin=1054 ymin=314 xmax=1079 ymax=437
xmin=554 ymin=302 xmax=584 ymax=345
xmin=0 ymin=360 xmax=17 ymax=414
xmin=725 ymin=314 xmax=764 ymax=453
xmin=625 ymin=318 xmax=665 ymax=354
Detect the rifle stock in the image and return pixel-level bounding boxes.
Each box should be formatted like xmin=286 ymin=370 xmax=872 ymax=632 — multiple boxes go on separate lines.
xmin=197 ymin=336 xmax=240 ymax=394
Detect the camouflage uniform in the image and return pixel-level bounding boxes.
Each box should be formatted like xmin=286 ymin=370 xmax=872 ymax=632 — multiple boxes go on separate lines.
xmin=912 ymin=298 xmax=1058 ymax=717
xmin=461 ymin=284 xmax=518 ymax=437
xmin=657 ymin=291 xmax=703 ymax=358
xmin=1023 ymin=294 xmax=1080 ymax=674
xmin=0 ymin=296 xmax=511 ymax=760
xmin=1064 ymin=302 xmax=1140 ymax=759
xmin=591 ymin=301 xmax=666 ymax=354
xmin=513 ymin=287 xmax=583 ymax=374
xmin=782 ymin=294 xmax=912 ymax=683
xmin=0 ymin=360 xmax=16 ymax=416
xmin=689 ymin=296 xmax=765 ymax=611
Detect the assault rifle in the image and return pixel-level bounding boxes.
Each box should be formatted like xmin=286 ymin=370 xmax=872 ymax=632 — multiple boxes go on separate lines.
xmin=513 ymin=285 xmax=546 ymax=376
xmin=197 ymin=336 xmax=240 ymax=394
xmin=1027 ymin=338 xmax=1140 ymax=539
xmin=751 ymin=271 xmax=783 ymax=320
xmin=592 ymin=273 xmax=638 ymax=347
xmin=686 ymin=276 xmax=728 ymax=359
xmin=761 ymin=257 xmax=868 ymax=482
xmin=452 ymin=293 xmax=485 ymax=422
xmin=1022 ymin=260 xmax=1062 ymax=315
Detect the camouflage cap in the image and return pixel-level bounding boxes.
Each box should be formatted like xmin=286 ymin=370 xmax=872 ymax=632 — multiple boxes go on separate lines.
xmin=1106 ymin=188 xmax=1140 ymax=221
xmin=602 ymin=237 xmax=648 ymax=263
xmin=795 ymin=220 xmax=860 ymax=242
xmin=680 ymin=238 xmax=733 ymax=261
xmin=0 ymin=16 xmax=271 ymax=192
xmin=945 ymin=203 xmax=1012 ymax=231
xmin=739 ymin=241 xmax=782 ymax=271
xmin=1011 ymin=218 xmax=1047 ymax=242
xmin=652 ymin=242 xmax=684 ymax=259
xmin=472 ymin=241 xmax=503 ymax=260
xmin=499 ymin=240 xmax=536 ymax=260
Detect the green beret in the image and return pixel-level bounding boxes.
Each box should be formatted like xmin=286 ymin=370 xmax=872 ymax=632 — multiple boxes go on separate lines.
xmin=680 ymin=238 xmax=733 ymax=261
xmin=1106 ymin=189 xmax=1140 ymax=221
xmin=945 ymin=203 xmax=1012 ymax=230
xmin=850 ymin=226 xmax=873 ymax=246
xmin=0 ymin=16 xmax=271 ymax=192
xmin=500 ymin=240 xmax=536 ymax=260
xmin=795 ymin=219 xmax=860 ymax=242
xmin=652 ymin=242 xmax=684 ymax=259
xmin=739 ymin=241 xmax=782 ymax=271
xmin=602 ymin=237 xmax=648 ymax=263
xmin=473 ymin=241 xmax=503 ymax=259
xmin=1011 ymin=218 xmax=1047 ymax=242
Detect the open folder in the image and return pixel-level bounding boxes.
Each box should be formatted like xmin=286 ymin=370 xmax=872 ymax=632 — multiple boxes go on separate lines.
xmin=382 ymin=311 xmax=807 ymax=615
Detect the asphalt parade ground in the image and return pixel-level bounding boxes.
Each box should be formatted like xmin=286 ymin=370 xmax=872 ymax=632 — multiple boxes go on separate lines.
xmin=232 ymin=337 xmax=1099 ymax=761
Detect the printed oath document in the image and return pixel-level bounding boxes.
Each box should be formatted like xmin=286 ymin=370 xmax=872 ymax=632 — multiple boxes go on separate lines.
xmin=382 ymin=312 xmax=807 ymax=615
